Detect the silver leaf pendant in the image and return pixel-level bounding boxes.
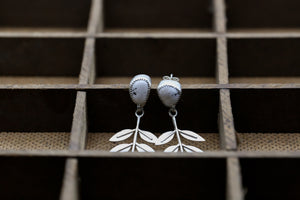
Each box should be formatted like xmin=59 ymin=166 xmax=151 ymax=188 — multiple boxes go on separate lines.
xmin=109 ymin=113 xmax=157 ymax=152
xmin=156 ymin=75 xmax=205 ymax=153
xmin=110 ymin=74 xmax=156 ymax=152
xmin=156 ymin=113 xmax=205 ymax=153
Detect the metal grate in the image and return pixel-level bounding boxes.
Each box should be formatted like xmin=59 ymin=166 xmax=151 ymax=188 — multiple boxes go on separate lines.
xmin=0 ymin=0 xmax=299 ymax=199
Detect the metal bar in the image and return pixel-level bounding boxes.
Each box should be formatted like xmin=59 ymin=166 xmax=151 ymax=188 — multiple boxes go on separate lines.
xmin=60 ymin=1 xmax=103 ymax=199
xmin=219 ymin=89 xmax=237 ymax=150
xmin=213 ymin=0 xmax=226 ymax=33
xmin=0 ymin=150 xmax=299 ymax=158
xmin=0 ymin=83 xmax=300 ymax=89
xmin=60 ymin=159 xmax=79 ymax=200
xmin=227 ymin=158 xmax=244 ymax=200
xmin=2 ymin=31 xmax=300 ymax=39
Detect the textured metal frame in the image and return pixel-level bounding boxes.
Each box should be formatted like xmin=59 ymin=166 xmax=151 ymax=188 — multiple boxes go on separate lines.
xmin=0 ymin=0 xmax=299 ymax=200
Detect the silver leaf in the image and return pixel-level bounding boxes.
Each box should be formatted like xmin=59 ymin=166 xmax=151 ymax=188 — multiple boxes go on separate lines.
xmin=109 ymin=129 xmax=134 ymax=142
xmin=179 ymin=130 xmax=205 ymax=142
xmin=183 ymin=144 xmax=203 ymax=153
xmin=164 ymin=144 xmax=179 ymax=152
xmin=174 ymin=147 xmax=179 ymax=152
xmin=136 ymin=143 xmax=155 ymax=152
xmin=139 ymin=130 xmax=157 ymax=144
xmin=156 ymin=131 xmax=175 ymax=145
xmin=110 ymin=143 xmax=132 ymax=152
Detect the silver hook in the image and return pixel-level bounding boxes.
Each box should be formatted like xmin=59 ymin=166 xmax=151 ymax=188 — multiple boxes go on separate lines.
xmin=163 ymin=74 xmax=180 ymax=82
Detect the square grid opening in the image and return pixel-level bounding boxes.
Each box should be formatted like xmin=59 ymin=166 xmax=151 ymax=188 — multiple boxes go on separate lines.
xmin=0 ymin=38 xmax=85 ymax=84
xmin=228 ymin=39 xmax=300 ymax=84
xmin=95 ymin=38 xmax=217 ymax=85
xmin=0 ymin=157 xmax=65 ymax=200
xmin=240 ymin=158 xmax=300 ymax=200
xmin=0 ymin=0 xmax=91 ymax=31
xmin=231 ymin=90 xmax=300 ymax=152
xmin=226 ymin=0 xmax=300 ymax=32
xmin=103 ymin=0 xmax=213 ymax=33
xmin=79 ymin=158 xmax=226 ymax=200
xmin=0 ymin=90 xmax=76 ymax=150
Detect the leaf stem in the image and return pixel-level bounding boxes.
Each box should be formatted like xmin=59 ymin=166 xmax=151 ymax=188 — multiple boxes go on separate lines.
xmin=171 ymin=116 xmax=183 ymax=152
xmin=132 ymin=114 xmax=141 ymax=152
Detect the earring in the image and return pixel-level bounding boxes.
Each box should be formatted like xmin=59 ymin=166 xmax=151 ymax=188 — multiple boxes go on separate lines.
xmin=156 ymin=74 xmax=205 ymax=152
xmin=109 ymin=74 xmax=157 ymax=152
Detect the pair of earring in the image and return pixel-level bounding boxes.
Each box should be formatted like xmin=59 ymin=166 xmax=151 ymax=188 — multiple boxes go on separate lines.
xmin=109 ymin=74 xmax=205 ymax=153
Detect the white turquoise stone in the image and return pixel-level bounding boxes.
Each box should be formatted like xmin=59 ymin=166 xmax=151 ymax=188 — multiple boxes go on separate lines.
xmin=157 ymin=79 xmax=181 ymax=108
xmin=129 ymin=74 xmax=151 ymax=106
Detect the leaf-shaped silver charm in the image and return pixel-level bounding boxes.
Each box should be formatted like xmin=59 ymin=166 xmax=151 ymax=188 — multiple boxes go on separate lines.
xmin=136 ymin=143 xmax=155 ymax=152
xmin=182 ymin=144 xmax=203 ymax=153
xmin=164 ymin=144 xmax=179 ymax=152
xmin=179 ymin=130 xmax=205 ymax=142
xmin=110 ymin=143 xmax=132 ymax=152
xmin=156 ymin=131 xmax=175 ymax=145
xmin=139 ymin=130 xmax=157 ymax=143
xmin=109 ymin=129 xmax=134 ymax=142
